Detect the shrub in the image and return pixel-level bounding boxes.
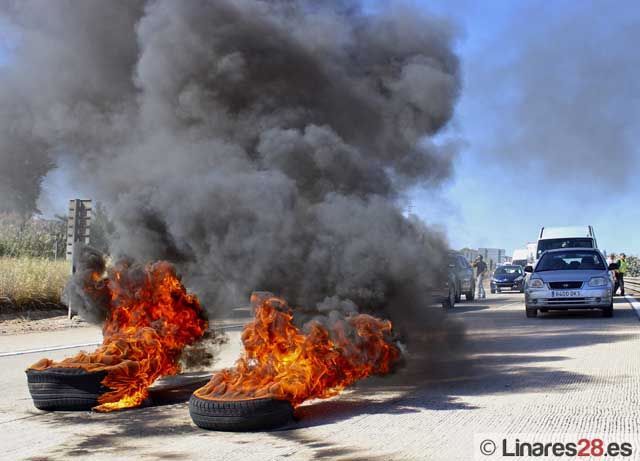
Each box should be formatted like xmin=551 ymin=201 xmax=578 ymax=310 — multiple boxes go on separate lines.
xmin=0 ymin=213 xmax=66 ymax=259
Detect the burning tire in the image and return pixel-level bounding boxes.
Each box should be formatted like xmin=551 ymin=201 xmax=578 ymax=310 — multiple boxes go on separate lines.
xmin=189 ymin=395 xmax=294 ymax=431
xmin=26 ymin=368 xmax=110 ymax=411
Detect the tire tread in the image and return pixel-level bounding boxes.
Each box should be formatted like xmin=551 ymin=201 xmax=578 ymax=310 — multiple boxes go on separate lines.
xmin=189 ymin=395 xmax=293 ymax=431
xmin=25 ymin=368 xmax=108 ymax=411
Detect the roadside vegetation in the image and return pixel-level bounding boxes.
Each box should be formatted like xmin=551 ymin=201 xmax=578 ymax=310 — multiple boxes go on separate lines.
xmin=625 ymin=255 xmax=640 ymax=277
xmin=0 ymin=257 xmax=70 ymax=310
xmin=0 ymin=206 xmax=114 ymax=312
xmin=0 ymin=214 xmax=69 ymax=310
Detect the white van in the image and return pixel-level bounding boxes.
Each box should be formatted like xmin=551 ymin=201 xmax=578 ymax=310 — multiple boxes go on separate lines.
xmin=512 ymin=249 xmax=529 ymax=267
xmin=535 ymin=226 xmax=597 ymax=263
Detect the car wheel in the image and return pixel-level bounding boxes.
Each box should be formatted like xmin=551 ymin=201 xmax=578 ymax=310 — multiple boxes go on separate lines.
xmin=454 ymin=289 xmax=461 ymax=303
xmin=465 ymin=291 xmax=475 ymax=301
xmin=189 ymin=395 xmax=294 ymax=431
xmin=603 ymin=304 xmax=614 ymax=318
xmin=526 ymin=308 xmax=537 ymax=318
xmin=442 ymin=286 xmax=455 ymax=309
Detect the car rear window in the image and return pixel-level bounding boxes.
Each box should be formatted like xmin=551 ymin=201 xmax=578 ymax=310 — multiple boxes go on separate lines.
xmin=536 ymin=251 xmax=605 ymax=271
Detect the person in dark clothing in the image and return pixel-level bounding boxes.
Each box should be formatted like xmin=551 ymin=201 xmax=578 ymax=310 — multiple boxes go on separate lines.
xmin=472 ymin=255 xmax=487 ymax=299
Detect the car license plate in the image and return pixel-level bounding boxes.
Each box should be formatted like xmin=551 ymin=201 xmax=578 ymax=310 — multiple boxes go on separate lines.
xmin=552 ymin=290 xmax=581 ymax=297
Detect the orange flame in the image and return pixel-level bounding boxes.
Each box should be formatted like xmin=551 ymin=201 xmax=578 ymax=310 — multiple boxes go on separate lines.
xmin=29 ymin=261 xmax=208 ymax=412
xmin=194 ymin=294 xmax=400 ymax=406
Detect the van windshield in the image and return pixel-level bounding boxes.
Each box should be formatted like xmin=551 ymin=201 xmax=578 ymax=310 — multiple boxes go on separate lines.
xmin=537 ymin=238 xmax=594 ymax=258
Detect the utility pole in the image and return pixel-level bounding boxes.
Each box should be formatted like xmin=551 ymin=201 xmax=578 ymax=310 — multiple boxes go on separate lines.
xmin=66 ymin=199 xmax=92 ymax=319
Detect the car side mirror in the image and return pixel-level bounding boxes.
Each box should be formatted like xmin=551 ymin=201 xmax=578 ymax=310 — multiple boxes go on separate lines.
xmin=524 ymin=265 xmax=534 ymax=273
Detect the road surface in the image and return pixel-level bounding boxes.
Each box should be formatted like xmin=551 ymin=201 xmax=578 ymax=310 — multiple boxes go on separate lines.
xmin=2 ymin=293 xmax=640 ymax=460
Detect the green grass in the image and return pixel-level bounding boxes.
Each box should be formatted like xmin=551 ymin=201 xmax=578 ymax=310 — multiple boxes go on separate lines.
xmin=0 ymin=257 xmax=70 ymax=309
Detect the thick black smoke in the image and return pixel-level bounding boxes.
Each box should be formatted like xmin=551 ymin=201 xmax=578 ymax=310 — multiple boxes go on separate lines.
xmin=0 ymin=1 xmax=460 ymax=334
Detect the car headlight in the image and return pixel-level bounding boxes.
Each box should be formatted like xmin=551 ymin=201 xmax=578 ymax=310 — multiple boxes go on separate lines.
xmin=588 ymin=277 xmax=608 ymax=287
xmin=528 ymin=278 xmax=544 ymax=289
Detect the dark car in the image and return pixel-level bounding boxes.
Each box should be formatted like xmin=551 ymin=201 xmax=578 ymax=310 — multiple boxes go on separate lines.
xmin=434 ymin=264 xmax=458 ymax=309
xmin=433 ymin=252 xmax=475 ymax=309
xmin=448 ymin=251 xmax=476 ymax=302
xmin=491 ymin=265 xmax=525 ymax=293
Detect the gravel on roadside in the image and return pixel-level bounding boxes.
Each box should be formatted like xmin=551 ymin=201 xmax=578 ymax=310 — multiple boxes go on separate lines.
xmin=0 ymin=309 xmax=90 ymax=335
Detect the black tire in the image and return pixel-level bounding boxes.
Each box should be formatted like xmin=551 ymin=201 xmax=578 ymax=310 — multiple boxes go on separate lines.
xmin=189 ymin=395 xmax=294 ymax=431
xmin=603 ymin=304 xmax=614 ymax=318
xmin=26 ymin=367 xmax=109 ymax=411
xmin=465 ymin=291 xmax=475 ymax=301
xmin=526 ymin=308 xmax=537 ymax=318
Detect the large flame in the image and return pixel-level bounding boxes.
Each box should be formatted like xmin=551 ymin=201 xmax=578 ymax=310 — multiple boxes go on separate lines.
xmin=194 ymin=294 xmax=400 ymax=406
xmin=29 ymin=261 xmax=208 ymax=412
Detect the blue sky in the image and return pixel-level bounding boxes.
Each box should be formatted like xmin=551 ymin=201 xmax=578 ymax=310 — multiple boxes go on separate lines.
xmin=10 ymin=0 xmax=640 ymax=257
xmin=409 ymin=0 xmax=640 ymax=256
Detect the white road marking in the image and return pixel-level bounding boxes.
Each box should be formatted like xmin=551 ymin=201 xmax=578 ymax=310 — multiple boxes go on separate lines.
xmin=0 ymin=321 xmax=249 ymax=357
xmin=0 ymin=342 xmax=101 ymax=357
xmin=624 ymin=294 xmax=640 ymax=320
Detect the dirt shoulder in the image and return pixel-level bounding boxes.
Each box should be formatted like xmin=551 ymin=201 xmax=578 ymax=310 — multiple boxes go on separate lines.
xmin=0 ymin=308 xmax=91 ymax=335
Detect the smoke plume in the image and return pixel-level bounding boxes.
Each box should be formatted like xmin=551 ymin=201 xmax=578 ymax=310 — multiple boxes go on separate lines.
xmin=0 ymin=1 xmax=461 ymax=334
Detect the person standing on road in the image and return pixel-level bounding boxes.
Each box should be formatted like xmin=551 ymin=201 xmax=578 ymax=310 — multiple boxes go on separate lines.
xmin=473 ymin=255 xmax=487 ymax=299
xmin=608 ymin=253 xmax=619 ymax=294
xmin=617 ymin=253 xmax=628 ymax=296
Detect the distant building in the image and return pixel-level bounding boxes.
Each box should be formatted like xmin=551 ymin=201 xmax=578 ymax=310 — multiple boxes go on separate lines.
xmin=478 ymin=248 xmax=507 ymax=271
xmin=460 ymin=248 xmax=479 ymax=263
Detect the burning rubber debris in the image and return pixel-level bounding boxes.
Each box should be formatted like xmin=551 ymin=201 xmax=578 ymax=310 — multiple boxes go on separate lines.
xmin=27 ymin=259 xmax=208 ymax=412
xmin=189 ymin=292 xmax=400 ymax=431
xmin=7 ymin=0 xmax=464 ymax=430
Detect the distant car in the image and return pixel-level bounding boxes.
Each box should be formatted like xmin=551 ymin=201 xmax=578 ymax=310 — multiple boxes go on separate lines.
xmin=512 ymin=259 xmax=529 ymax=268
xmin=524 ymin=248 xmax=615 ymax=318
xmin=512 ymin=248 xmax=529 ymax=268
xmin=491 ymin=265 xmax=525 ymax=293
xmin=435 ymin=252 xmax=476 ymax=309
xmin=436 ymin=264 xmax=458 ymax=309
xmin=448 ymin=251 xmax=476 ymax=302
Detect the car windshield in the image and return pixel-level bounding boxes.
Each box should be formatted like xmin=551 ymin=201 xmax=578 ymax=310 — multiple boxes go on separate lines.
xmin=537 ymin=238 xmax=594 ymax=258
xmin=536 ymin=250 xmax=605 ymax=271
xmin=495 ymin=266 xmax=523 ymax=275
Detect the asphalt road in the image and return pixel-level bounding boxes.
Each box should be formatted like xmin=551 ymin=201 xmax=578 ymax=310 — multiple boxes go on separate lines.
xmin=2 ymin=293 xmax=640 ymax=460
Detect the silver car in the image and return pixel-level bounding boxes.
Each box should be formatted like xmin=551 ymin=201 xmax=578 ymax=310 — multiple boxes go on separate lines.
xmin=524 ymin=248 xmax=615 ymax=318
